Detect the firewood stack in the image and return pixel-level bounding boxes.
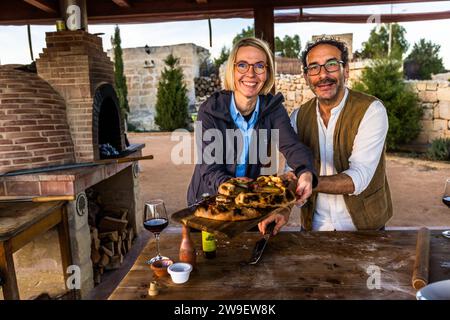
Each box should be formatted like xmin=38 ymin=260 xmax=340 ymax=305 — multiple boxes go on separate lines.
xmin=86 ymin=189 xmax=135 ymax=285
xmin=194 ymin=74 xmax=221 ymax=97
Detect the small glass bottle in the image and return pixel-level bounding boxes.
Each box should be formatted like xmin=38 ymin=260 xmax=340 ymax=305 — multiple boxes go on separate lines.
xmin=202 ymin=231 xmax=216 ymax=259
xmin=179 ymin=225 xmax=196 ymax=267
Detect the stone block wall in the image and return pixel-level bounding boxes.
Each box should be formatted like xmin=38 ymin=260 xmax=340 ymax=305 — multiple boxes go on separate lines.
xmin=408 ymin=80 xmax=450 ymax=144
xmin=276 ymin=75 xmax=450 ymax=144
xmin=109 ymin=43 xmax=209 ymax=131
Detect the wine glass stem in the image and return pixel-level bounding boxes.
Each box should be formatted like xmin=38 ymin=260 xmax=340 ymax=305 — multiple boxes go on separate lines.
xmin=154 ymin=233 xmax=161 ymax=258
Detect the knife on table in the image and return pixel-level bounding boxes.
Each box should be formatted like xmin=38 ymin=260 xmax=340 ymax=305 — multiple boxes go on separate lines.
xmin=248 ymin=221 xmax=276 ymax=265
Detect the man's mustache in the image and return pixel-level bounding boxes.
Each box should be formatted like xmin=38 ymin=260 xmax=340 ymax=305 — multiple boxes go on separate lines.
xmin=315 ymin=78 xmax=337 ymax=86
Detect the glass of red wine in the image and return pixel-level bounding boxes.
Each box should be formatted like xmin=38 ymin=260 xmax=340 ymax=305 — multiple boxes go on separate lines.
xmin=143 ymin=199 xmax=169 ymax=264
xmin=443 ymin=178 xmax=450 ymax=208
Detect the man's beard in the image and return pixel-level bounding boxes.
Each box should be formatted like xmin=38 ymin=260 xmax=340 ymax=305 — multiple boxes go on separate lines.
xmin=310 ymin=77 xmax=344 ymax=106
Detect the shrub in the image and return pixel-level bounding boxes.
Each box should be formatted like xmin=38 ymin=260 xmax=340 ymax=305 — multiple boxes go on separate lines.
xmin=427 ymin=138 xmax=450 ymax=161
xmin=155 ymin=54 xmax=189 ymax=131
xmin=352 ymin=59 xmax=422 ymax=150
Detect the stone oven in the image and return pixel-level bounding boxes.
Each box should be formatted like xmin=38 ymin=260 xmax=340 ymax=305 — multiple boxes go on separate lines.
xmin=0 ymin=30 xmax=144 ymax=298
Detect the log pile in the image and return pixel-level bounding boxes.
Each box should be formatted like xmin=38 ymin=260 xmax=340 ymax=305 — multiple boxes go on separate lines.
xmin=86 ymin=189 xmax=135 ymax=286
xmin=194 ymin=74 xmax=221 ymax=97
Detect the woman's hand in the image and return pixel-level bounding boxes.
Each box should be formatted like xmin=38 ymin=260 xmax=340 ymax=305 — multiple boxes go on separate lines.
xmin=295 ymin=171 xmax=313 ymax=206
xmin=258 ymin=206 xmax=291 ymax=236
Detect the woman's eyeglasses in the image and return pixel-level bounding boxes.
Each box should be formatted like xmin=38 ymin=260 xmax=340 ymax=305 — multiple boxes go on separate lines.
xmin=304 ymin=59 xmax=344 ymax=76
xmin=234 ymin=61 xmax=267 ymax=75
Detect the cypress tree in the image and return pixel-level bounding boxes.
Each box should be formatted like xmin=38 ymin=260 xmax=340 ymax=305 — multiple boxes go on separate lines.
xmin=111 ymin=25 xmax=129 ymax=121
xmin=155 ymin=54 xmax=189 ymax=131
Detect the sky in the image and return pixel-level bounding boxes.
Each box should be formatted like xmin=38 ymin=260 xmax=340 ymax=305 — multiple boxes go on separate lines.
xmin=0 ymin=1 xmax=450 ymax=69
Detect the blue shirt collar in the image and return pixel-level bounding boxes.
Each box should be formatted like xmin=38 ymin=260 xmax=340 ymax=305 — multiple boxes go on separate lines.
xmin=230 ymin=93 xmax=260 ymax=124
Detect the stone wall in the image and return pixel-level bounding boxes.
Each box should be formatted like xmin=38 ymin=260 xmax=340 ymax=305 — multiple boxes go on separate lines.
xmin=216 ymin=59 xmax=450 ymax=144
xmin=109 ymin=43 xmax=209 ymax=131
xmin=276 ymin=72 xmax=450 ymax=144
xmin=408 ymin=80 xmax=450 ymax=144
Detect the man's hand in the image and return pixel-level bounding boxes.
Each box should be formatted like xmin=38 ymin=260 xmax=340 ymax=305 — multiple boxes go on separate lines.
xmin=296 ymin=171 xmax=313 ymax=206
xmin=258 ymin=206 xmax=291 ymax=236
xmin=279 ymin=171 xmax=297 ymax=183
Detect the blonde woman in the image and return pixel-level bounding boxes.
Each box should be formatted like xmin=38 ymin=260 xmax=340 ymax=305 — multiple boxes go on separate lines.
xmin=187 ymin=37 xmax=317 ymax=234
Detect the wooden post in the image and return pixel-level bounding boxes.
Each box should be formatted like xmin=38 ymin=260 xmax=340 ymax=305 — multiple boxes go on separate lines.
xmin=254 ymin=6 xmax=275 ymax=93
xmin=57 ymin=205 xmax=76 ymax=295
xmin=0 ymin=241 xmax=20 ymax=300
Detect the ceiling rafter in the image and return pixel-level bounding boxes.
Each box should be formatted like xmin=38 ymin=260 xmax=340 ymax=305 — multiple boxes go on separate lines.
xmin=275 ymin=10 xmax=450 ymax=24
xmin=111 ymin=0 xmax=131 ymax=8
xmin=23 ymin=0 xmax=57 ymax=13
xmin=2 ymin=0 xmax=449 ymax=25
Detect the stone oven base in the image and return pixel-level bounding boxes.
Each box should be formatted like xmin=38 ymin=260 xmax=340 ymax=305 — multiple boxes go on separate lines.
xmin=0 ymin=147 xmax=144 ymax=299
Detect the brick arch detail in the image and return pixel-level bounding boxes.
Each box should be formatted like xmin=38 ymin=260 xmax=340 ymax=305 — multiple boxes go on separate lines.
xmin=92 ymin=83 xmax=126 ymax=160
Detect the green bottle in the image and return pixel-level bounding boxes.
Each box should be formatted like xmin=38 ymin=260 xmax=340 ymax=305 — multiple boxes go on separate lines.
xmin=202 ymin=231 xmax=216 ymax=259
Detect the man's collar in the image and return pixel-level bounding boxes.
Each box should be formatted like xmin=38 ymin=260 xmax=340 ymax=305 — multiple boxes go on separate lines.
xmin=315 ymin=87 xmax=349 ymax=114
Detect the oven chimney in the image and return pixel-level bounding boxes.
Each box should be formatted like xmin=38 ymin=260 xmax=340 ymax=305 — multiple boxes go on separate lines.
xmin=36 ymin=30 xmax=126 ymax=162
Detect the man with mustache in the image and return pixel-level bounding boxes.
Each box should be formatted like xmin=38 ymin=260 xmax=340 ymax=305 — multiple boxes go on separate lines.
xmin=281 ymin=38 xmax=392 ymax=231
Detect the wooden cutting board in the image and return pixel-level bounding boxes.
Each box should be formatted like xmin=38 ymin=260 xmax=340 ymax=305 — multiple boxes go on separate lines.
xmin=171 ymin=205 xmax=285 ymax=238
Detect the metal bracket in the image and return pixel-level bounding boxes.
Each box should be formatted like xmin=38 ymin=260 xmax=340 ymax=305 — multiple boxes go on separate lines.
xmin=75 ymin=193 xmax=88 ymax=217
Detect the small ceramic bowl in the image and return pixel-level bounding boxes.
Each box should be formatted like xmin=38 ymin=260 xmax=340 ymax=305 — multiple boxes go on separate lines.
xmin=167 ymin=262 xmax=193 ymax=284
xmin=150 ymin=259 xmax=173 ymax=277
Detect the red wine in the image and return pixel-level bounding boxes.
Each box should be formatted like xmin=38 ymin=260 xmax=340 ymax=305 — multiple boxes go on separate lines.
xmin=443 ymin=196 xmax=450 ymax=208
xmin=144 ymin=218 xmax=168 ymax=233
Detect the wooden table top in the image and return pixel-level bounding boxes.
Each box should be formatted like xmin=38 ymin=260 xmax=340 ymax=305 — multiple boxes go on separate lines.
xmin=0 ymin=201 xmax=65 ymax=241
xmin=109 ymin=230 xmax=450 ymax=300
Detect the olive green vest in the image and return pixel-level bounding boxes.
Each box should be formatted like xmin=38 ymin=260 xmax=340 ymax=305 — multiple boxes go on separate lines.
xmin=296 ymin=89 xmax=393 ymax=230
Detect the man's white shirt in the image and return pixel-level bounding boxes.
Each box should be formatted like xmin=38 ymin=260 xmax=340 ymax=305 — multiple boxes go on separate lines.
xmin=286 ymin=88 xmax=389 ymax=231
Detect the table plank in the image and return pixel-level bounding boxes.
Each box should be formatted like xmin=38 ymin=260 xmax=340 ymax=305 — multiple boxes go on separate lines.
xmin=109 ymin=230 xmax=450 ymax=300
xmin=0 ymin=201 xmax=65 ymax=241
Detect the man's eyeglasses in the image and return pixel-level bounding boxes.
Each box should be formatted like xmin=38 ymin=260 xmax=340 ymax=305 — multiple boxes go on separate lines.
xmin=304 ymin=59 xmax=344 ymax=76
xmin=234 ymin=61 xmax=267 ymax=75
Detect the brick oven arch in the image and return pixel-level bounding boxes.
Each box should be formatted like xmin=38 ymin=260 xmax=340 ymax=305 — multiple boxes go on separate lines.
xmin=92 ymin=83 xmax=126 ymax=160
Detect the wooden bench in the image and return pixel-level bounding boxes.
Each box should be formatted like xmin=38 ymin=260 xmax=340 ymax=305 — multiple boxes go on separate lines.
xmin=0 ymin=201 xmax=73 ymax=300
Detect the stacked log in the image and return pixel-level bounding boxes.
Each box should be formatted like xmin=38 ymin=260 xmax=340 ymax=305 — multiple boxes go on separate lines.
xmin=87 ymin=189 xmax=135 ymax=286
xmin=194 ymin=74 xmax=221 ymax=98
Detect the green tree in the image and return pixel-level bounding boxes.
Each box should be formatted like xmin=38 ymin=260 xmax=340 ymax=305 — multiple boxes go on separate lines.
xmin=275 ymin=34 xmax=301 ymax=58
xmin=404 ymin=39 xmax=446 ymax=80
xmin=213 ymin=46 xmax=230 ymax=69
xmin=361 ymin=23 xmax=409 ymax=60
xmin=111 ymin=25 xmax=129 ymax=120
xmin=352 ymin=59 xmax=422 ymax=150
xmin=232 ymin=25 xmax=301 ymax=58
xmin=155 ymin=54 xmax=189 ymax=131
xmin=232 ymin=25 xmax=255 ymax=45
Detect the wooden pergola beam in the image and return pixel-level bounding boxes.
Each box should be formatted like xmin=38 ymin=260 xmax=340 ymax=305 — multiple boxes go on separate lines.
xmin=1 ymin=0 xmax=449 ymax=25
xmin=275 ymin=11 xmax=450 ymax=24
xmin=111 ymin=0 xmax=131 ymax=8
xmin=23 ymin=0 xmax=57 ymax=13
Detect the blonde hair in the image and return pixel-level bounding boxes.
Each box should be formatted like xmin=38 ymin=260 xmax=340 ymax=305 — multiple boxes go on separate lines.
xmin=224 ymin=37 xmax=275 ymax=95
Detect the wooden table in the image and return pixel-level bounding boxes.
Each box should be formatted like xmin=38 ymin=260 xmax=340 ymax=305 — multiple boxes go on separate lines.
xmin=0 ymin=201 xmax=73 ymax=300
xmin=109 ymin=230 xmax=450 ymax=300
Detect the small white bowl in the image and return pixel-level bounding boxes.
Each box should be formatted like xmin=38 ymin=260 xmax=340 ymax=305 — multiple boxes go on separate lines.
xmin=167 ymin=262 xmax=193 ymax=284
